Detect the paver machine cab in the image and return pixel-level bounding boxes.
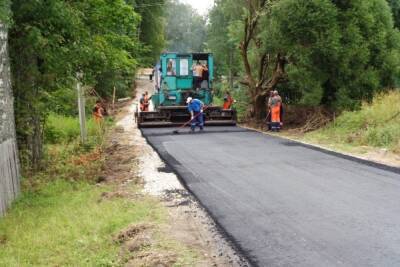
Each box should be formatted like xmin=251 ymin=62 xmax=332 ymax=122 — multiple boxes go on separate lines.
xmin=137 ymin=52 xmax=236 ymax=128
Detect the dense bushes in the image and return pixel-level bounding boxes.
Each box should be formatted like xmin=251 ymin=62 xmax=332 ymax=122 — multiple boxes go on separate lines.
xmin=208 ymin=0 xmax=400 ymax=113
xmin=8 ymin=0 xmax=165 ymax=170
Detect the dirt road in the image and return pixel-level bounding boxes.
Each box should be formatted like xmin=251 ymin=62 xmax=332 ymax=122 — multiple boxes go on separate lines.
xmin=141 ymin=126 xmax=400 ymax=266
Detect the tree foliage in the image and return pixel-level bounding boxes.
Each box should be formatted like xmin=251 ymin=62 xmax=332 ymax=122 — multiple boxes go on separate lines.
xmin=129 ymin=0 xmax=166 ymax=64
xmin=208 ymin=0 xmax=400 ymax=117
xmin=207 ymin=0 xmax=242 ymax=84
xmin=0 ymin=0 xmax=10 ymax=24
xmin=269 ymin=0 xmax=400 ymax=108
xmin=165 ymin=0 xmax=207 ymax=52
xmin=9 ymin=0 xmax=164 ymax=170
xmin=387 ymin=0 xmax=400 ymax=28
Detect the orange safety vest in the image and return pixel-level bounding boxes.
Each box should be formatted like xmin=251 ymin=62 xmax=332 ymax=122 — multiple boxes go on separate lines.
xmin=271 ymin=103 xmax=281 ymax=123
xmin=140 ymin=96 xmax=150 ymax=112
xmin=223 ymin=96 xmax=234 ymax=110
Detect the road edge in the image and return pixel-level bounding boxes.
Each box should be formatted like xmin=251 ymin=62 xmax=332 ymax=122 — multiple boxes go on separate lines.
xmin=140 ymin=129 xmax=257 ymax=267
xmin=240 ymin=125 xmax=400 ymax=175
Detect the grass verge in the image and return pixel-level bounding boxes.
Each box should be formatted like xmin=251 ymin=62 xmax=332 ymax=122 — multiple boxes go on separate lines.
xmin=0 ymin=180 xmax=164 ymax=266
xmin=0 ymin=111 xmax=202 ymax=266
xmin=304 ymin=90 xmax=400 ymax=153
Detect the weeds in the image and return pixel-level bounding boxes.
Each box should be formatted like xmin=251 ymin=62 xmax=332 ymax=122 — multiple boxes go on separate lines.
xmin=0 ymin=180 xmax=164 ymax=266
xmin=306 ymin=90 xmax=400 ymax=152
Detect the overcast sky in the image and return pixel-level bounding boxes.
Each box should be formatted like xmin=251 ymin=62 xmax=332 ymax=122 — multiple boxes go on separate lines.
xmin=181 ymin=0 xmax=214 ymax=15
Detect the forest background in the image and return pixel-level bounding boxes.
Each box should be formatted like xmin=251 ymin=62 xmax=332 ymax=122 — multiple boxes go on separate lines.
xmin=2 ymin=0 xmax=400 ymax=172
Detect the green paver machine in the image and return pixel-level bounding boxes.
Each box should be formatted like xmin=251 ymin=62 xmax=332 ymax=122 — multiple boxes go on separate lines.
xmin=137 ymin=52 xmax=236 ymax=128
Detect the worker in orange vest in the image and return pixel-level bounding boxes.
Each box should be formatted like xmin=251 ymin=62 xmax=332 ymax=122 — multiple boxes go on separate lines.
xmin=140 ymin=91 xmax=151 ymax=112
xmin=92 ymin=100 xmax=104 ymax=123
xmin=223 ymin=91 xmax=235 ymax=110
xmin=269 ymin=90 xmax=282 ymax=132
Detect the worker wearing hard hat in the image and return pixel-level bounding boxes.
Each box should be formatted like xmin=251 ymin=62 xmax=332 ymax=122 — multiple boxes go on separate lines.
xmin=186 ymin=97 xmax=204 ymax=132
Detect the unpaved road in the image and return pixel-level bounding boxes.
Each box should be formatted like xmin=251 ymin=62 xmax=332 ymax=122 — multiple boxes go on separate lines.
xmin=141 ymin=127 xmax=400 ymax=266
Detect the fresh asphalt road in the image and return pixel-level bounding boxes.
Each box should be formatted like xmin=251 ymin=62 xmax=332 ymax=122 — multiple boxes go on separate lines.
xmin=141 ymin=126 xmax=400 ymax=267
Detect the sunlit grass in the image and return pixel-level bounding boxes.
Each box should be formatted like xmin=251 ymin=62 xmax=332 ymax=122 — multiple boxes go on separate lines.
xmin=0 ymin=180 xmax=164 ymax=266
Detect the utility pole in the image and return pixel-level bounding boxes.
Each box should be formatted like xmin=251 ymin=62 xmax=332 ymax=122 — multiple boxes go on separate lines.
xmin=76 ymin=72 xmax=87 ymax=144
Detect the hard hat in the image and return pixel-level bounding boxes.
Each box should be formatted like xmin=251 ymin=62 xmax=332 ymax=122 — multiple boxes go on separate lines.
xmin=186 ymin=97 xmax=193 ymax=104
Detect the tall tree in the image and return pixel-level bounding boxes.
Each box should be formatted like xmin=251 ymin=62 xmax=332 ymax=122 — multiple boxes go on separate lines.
xmin=207 ymin=0 xmax=242 ymax=88
xmin=208 ymin=0 xmax=400 ymax=115
xmin=129 ymin=0 xmax=166 ymax=65
xmin=9 ymin=0 xmax=141 ymax=170
xmin=238 ymin=0 xmax=287 ymax=119
xmin=269 ymin=0 xmax=400 ymax=108
xmin=165 ymin=0 xmax=207 ymax=52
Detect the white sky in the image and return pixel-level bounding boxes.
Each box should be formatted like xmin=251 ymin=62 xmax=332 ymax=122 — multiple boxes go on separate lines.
xmin=181 ymin=0 xmax=214 ymax=15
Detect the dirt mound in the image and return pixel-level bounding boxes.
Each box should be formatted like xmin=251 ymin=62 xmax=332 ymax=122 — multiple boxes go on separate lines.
xmin=126 ymin=251 xmax=177 ymax=267
xmin=102 ymin=141 xmax=139 ymax=183
xmin=125 ymin=233 xmax=153 ymax=252
xmin=114 ymin=223 xmax=153 ymax=244
xmin=115 ymin=223 xmax=177 ymax=266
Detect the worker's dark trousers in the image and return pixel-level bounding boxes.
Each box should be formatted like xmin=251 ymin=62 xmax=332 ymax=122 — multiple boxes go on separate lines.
xmin=193 ymin=77 xmax=202 ymax=88
xmin=191 ymin=112 xmax=204 ymax=131
xmin=271 ymin=122 xmax=281 ymax=132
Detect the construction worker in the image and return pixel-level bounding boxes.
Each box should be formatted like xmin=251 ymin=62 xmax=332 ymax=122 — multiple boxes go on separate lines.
xmin=223 ymin=91 xmax=235 ymax=109
xmin=201 ymin=63 xmax=209 ymax=89
xmin=270 ymin=90 xmax=282 ymax=132
xmin=140 ymin=91 xmax=151 ymax=112
xmin=187 ymin=97 xmax=204 ymax=132
xmin=266 ymin=90 xmax=274 ymax=130
xmin=92 ymin=100 xmax=104 ymax=124
xmin=93 ymin=100 xmax=105 ymax=135
xmin=193 ymin=61 xmax=205 ymax=89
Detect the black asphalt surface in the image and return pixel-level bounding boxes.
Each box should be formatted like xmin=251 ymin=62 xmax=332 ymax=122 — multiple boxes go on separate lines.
xmin=141 ymin=126 xmax=400 ymax=267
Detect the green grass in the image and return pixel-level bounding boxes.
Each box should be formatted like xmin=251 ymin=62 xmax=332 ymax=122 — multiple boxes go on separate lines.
xmin=0 ymin=180 xmax=164 ymax=266
xmin=45 ymin=113 xmax=113 ymax=144
xmin=1 ymin=111 xmax=204 ymax=266
xmin=305 ymin=90 xmax=400 ymax=152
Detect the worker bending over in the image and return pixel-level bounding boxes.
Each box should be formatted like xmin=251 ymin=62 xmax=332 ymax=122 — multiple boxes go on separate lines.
xmin=187 ymin=97 xmax=204 ymax=132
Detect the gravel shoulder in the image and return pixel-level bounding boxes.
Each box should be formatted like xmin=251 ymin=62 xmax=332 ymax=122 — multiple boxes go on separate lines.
xmin=108 ymin=76 xmax=250 ymax=266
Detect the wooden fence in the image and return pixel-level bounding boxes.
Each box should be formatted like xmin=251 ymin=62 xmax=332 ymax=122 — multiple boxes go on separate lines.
xmin=0 ymin=22 xmax=20 ymax=216
xmin=0 ymin=139 xmax=20 ymax=215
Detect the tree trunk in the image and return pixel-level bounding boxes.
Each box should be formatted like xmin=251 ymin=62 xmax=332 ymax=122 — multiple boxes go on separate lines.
xmin=228 ymin=50 xmax=234 ymax=90
xmin=254 ymin=94 xmax=267 ymax=120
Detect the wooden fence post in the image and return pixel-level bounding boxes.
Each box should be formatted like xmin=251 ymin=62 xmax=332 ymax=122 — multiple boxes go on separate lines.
xmin=76 ymin=73 xmax=87 ymax=144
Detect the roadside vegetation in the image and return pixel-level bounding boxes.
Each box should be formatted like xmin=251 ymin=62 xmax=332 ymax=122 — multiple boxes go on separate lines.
xmin=0 ymin=109 xmax=201 ymax=266
xmin=208 ymin=0 xmax=400 ymax=118
xmin=207 ymin=0 xmax=400 ymax=153
xmin=304 ymin=90 xmax=400 ymax=153
xmin=1 ymin=1 xmax=205 ymax=265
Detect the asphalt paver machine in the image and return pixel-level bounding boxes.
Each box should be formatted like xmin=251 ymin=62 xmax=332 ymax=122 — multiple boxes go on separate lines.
xmin=136 ymin=52 xmax=236 ymax=128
